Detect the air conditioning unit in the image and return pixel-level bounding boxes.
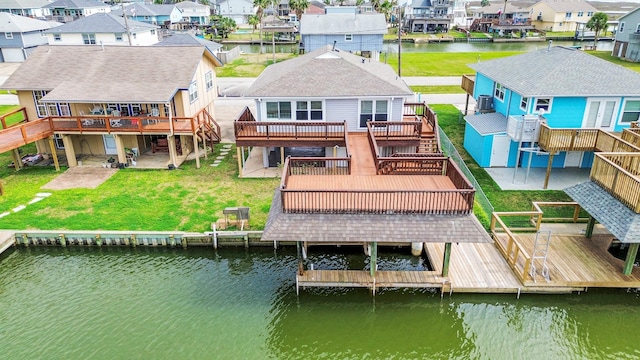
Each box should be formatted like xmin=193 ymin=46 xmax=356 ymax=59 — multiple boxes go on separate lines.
xmin=476 ymin=95 xmax=495 ymax=113
xmin=507 ymin=115 xmax=541 ymax=141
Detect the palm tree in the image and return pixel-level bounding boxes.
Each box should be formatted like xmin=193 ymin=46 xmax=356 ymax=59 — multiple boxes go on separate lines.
xmin=379 ymin=0 xmax=394 ymax=23
xmin=248 ymin=15 xmax=260 ymax=31
xmin=289 ymin=0 xmax=309 ymax=22
xmin=586 ymin=12 xmax=608 ymax=50
xmin=254 ymin=0 xmax=271 ymax=53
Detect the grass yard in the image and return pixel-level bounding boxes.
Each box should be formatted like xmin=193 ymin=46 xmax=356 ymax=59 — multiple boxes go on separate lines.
xmin=0 ymin=144 xmax=279 ymax=232
xmin=430 ymin=104 xmax=573 ymax=217
xmin=410 ymin=85 xmax=466 ymax=94
xmin=0 ymin=105 xmax=24 ymax=128
xmin=215 ymin=53 xmax=297 ymax=77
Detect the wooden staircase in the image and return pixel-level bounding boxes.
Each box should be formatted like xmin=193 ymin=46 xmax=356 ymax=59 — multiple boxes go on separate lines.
xmin=418 ymin=121 xmax=441 ymax=154
xmin=197 ymin=109 xmax=222 ymax=149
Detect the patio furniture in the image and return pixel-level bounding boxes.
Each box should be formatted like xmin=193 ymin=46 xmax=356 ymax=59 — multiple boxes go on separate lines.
xmin=110 ymin=110 xmax=122 ymax=127
xmin=146 ymin=108 xmax=159 ymax=125
xmin=90 ymin=106 xmax=104 ymax=115
xmin=152 ymin=138 xmax=170 ymax=152
xmin=80 ymin=110 xmax=94 ymax=126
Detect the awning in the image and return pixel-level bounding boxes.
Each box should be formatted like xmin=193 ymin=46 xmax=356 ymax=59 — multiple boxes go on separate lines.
xmin=565 ymin=181 xmax=640 ymax=243
xmin=464 ymin=112 xmax=508 ymax=135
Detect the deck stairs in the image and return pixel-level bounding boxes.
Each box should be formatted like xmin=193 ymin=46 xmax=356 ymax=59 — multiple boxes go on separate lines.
xmin=418 ymin=120 xmax=440 ymax=154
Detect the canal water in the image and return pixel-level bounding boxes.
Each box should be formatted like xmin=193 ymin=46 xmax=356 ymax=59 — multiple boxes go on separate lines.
xmin=227 ymin=40 xmax=615 ymax=54
xmin=1 ymin=246 xmax=639 ymax=359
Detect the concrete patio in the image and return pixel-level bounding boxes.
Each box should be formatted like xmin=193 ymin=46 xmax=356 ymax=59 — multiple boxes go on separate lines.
xmin=485 ymin=167 xmax=591 ymax=191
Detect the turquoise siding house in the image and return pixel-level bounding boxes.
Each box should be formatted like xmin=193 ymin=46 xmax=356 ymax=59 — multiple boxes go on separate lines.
xmin=117 ymin=4 xmax=182 ymax=26
xmin=463 ymin=46 xmax=640 ymax=169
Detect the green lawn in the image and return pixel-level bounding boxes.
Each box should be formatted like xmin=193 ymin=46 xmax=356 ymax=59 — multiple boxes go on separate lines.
xmin=216 ymin=53 xmax=297 ymax=77
xmin=0 ymin=144 xmax=279 ymax=232
xmin=386 ymin=51 xmax=522 ymax=76
xmin=0 ymin=105 xmax=24 ymax=128
xmin=411 ymin=85 xmax=466 ymax=94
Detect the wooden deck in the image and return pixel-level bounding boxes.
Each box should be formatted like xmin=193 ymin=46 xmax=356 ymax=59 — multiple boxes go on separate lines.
xmin=297 ymin=269 xmax=446 ymax=292
xmin=348 ymin=132 xmax=376 ymax=175
xmin=498 ymin=233 xmax=640 ymax=288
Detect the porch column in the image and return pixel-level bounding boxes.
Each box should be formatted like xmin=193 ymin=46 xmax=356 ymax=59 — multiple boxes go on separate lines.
xmin=464 ymin=93 xmax=470 ymax=115
xmin=236 ymin=147 xmax=243 ymax=177
xmin=11 ymin=149 xmax=22 ymax=171
xmin=623 ymin=243 xmax=640 ymax=275
xmin=543 ymin=152 xmax=555 ymax=189
xmin=192 ymin=134 xmax=200 ymax=169
xmin=370 ymin=241 xmax=377 ymax=278
xmin=296 ymin=241 xmax=304 ymax=275
xmin=167 ymin=135 xmax=177 ymax=167
xmin=442 ymin=242 xmax=452 ymax=277
xmin=114 ymin=134 xmax=127 ymax=165
xmin=585 ymin=216 xmax=596 ymax=238
xmin=280 ymin=147 xmax=285 ymax=165
xmin=62 ymin=135 xmax=77 ymax=167
xmin=47 ymin=136 xmax=60 ymax=171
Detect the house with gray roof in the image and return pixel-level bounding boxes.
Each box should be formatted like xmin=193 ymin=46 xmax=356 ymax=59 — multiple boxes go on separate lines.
xmin=463 ymin=46 xmax=640 ymax=173
xmin=612 ymin=6 xmax=640 ymax=62
xmin=215 ymin=0 xmax=254 ymax=25
xmin=240 ymin=45 xmax=413 ymax=168
xmin=299 ymin=9 xmax=387 ymax=61
xmin=44 ymin=13 xmax=160 ymax=46
xmin=43 ymin=0 xmax=111 ymax=23
xmin=0 ymin=13 xmax=59 ymax=62
xmin=113 ymin=3 xmax=183 ymax=28
xmin=0 ymin=0 xmax=51 ymax=18
xmin=0 ymin=45 xmax=223 ymax=169
xmin=405 ymin=0 xmax=455 ymax=33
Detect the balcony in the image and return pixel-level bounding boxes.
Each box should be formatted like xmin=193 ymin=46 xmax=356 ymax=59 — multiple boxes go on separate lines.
xmin=591 ymin=152 xmax=640 ymax=213
xmin=538 ymin=124 xmax=640 ymax=153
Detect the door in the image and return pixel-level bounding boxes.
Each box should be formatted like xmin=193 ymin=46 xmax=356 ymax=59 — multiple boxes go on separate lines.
xmin=583 ymin=99 xmax=618 ymax=130
xmin=564 ymin=151 xmax=583 ymax=167
xmin=103 ymin=135 xmax=117 ymax=155
xmin=490 ymin=135 xmax=510 ymax=167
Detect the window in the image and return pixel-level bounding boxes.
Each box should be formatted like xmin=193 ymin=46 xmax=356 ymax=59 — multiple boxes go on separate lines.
xmin=82 ymin=33 xmax=96 ymax=44
xmin=5 ymin=32 xmax=12 ymax=39
xmin=577 ymin=12 xmax=583 ymax=16
xmin=620 ymin=22 xmax=625 ymax=33
xmin=359 ymin=100 xmax=388 ymax=127
xmin=587 ymin=11 xmax=593 ymax=16
xmin=40 ymin=30 xmax=46 ymax=37
xmin=115 ymin=33 xmax=123 ymax=41
xmin=132 ymin=33 xmax=137 ymax=39
xmin=54 ymin=34 xmax=61 ymax=41
xmin=494 ymin=83 xmax=505 ymax=101
xmin=189 ymin=81 xmax=198 ymax=103
xmin=520 ymin=97 xmax=529 ymax=111
xmin=205 ymin=71 xmax=213 ymax=91
xmin=535 ymin=98 xmax=551 ymax=113
xmin=266 ymin=101 xmax=291 ymax=119
xmin=621 ymin=100 xmax=640 ymax=123
xmin=33 ymin=90 xmax=48 ymax=117
xmin=636 ymin=24 xmax=640 ymax=33
xmin=53 ymin=134 xmax=65 ymax=150
xmin=295 ymin=101 xmax=323 ymax=120
xmin=558 ymin=22 xmax=563 ymax=27
xmin=345 ymin=34 xmax=352 ymax=41
xmin=150 ymin=29 xmax=156 ymax=35
xmin=565 ymin=12 xmax=572 ymax=18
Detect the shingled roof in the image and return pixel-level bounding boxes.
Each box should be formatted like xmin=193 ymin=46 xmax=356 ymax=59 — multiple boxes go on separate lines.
xmin=245 ymin=45 xmax=413 ymax=98
xmin=44 ymin=13 xmax=158 ymax=34
xmin=0 ymin=12 xmax=57 ymax=33
xmin=1 ymin=45 xmax=221 ymax=103
xmin=300 ymin=13 xmax=387 ymax=35
xmin=565 ymin=181 xmax=640 ymax=243
xmin=261 ymin=190 xmax=492 ymax=243
xmin=469 ymin=46 xmax=640 ymax=97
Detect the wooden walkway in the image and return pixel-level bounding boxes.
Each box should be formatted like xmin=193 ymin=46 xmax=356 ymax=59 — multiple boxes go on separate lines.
xmin=0 ymin=231 xmax=15 ymax=256
xmin=347 ymin=132 xmax=376 ymax=175
xmin=297 ymin=269 xmax=446 ymax=293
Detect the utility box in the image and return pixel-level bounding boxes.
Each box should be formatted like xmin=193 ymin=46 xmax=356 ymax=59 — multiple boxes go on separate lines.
xmin=476 ymin=95 xmax=495 ymax=113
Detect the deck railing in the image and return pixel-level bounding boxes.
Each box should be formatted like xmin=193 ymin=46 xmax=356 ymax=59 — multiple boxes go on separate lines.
xmin=591 ymin=152 xmax=640 ymax=213
xmin=286 ymin=157 xmax=351 ymax=175
xmin=368 ymin=121 xmax=421 ymax=142
xmin=621 ymin=128 xmax=640 ymax=148
xmin=48 ymin=115 xmax=199 ymax=134
xmin=461 ymin=74 xmax=475 ymax=96
xmin=0 ymin=118 xmax=53 ymax=153
xmin=234 ymin=120 xmax=347 ymax=141
xmin=0 ymin=107 xmax=28 ymax=130
xmin=595 ymin=131 xmax=640 ymax=152
xmin=491 ymin=212 xmax=533 ymax=283
xmin=537 ymin=124 xmax=599 ymax=152
xmin=378 ymin=154 xmax=446 ymax=175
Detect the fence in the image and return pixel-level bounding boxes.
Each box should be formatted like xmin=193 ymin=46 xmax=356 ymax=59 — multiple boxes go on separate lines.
xmin=438 ymin=126 xmax=494 ymax=223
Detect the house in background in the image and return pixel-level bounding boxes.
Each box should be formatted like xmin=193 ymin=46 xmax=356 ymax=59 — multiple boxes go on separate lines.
xmin=461 ymin=46 xmax=640 ymax=187
xmin=0 ymin=45 xmax=223 ymax=169
xmin=216 ymin=0 xmax=254 ymax=25
xmin=45 ymin=13 xmax=160 ymax=46
xmin=175 ymin=1 xmax=211 ymax=25
xmin=528 ymin=0 xmax=598 ymax=32
xmin=405 ymin=0 xmax=455 ymax=33
xmin=114 ymin=3 xmax=183 ymax=28
xmin=612 ymin=6 xmax=640 ymax=62
xmin=469 ymin=2 xmax=533 ymax=37
xmin=0 ymin=0 xmax=52 ymax=18
xmin=43 ymin=0 xmax=111 ymax=23
xmin=0 ymin=13 xmax=59 ymax=62
xmin=300 ymin=7 xmax=386 ymax=61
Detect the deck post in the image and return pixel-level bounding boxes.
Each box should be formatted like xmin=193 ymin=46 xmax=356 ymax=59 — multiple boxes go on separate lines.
xmin=370 ymin=241 xmax=377 ymax=278
xmin=585 ymin=216 xmax=596 ymax=238
xmin=11 ymin=149 xmax=21 ymax=170
xmin=442 ymin=242 xmax=452 ymax=277
xmin=297 ymin=241 xmax=304 ymax=275
xmin=464 ymin=93 xmax=470 ymax=115
xmin=280 ymin=147 xmax=285 ymax=166
xmin=236 ymin=147 xmax=243 ymax=177
xmin=623 ymin=243 xmax=639 ymax=275
xmin=543 ymin=153 xmax=555 ymax=189
xmin=47 ymin=136 xmax=60 ymax=171
xmin=192 ymin=134 xmax=200 ymax=169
